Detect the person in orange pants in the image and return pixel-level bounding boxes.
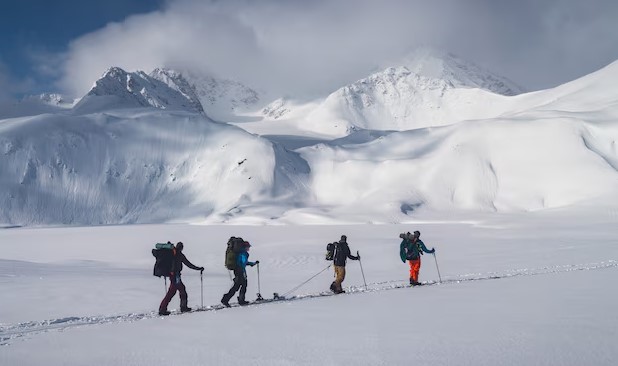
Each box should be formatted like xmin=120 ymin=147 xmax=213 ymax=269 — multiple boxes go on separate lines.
xmin=408 ymin=257 xmax=422 ymax=284
xmin=399 ymin=231 xmax=435 ymax=286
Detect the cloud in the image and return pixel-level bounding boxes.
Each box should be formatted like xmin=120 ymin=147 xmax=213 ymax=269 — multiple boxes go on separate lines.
xmin=56 ymin=0 xmax=618 ymax=98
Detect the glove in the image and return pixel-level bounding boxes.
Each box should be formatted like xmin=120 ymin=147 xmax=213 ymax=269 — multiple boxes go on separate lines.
xmin=357 ymin=255 xmax=361 ymax=260
xmin=199 ymin=267 xmax=205 ymax=272
xmin=431 ymin=248 xmax=436 ymax=253
xmin=255 ymin=260 xmax=260 ymax=265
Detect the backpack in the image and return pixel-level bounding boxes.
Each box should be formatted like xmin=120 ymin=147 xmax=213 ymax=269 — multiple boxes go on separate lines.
xmin=325 ymin=242 xmax=336 ymax=261
xmin=152 ymin=242 xmax=175 ymax=277
xmin=225 ymin=237 xmax=245 ymax=270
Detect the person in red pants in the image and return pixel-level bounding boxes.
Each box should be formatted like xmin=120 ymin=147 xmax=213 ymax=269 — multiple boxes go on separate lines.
xmin=399 ymin=231 xmax=435 ymax=286
xmin=159 ymin=242 xmax=204 ymax=315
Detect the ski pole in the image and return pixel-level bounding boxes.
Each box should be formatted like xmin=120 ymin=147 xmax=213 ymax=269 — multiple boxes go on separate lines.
xmin=357 ymin=251 xmax=368 ymax=290
xmin=200 ymin=270 xmax=204 ymax=309
xmin=256 ymin=262 xmax=263 ymax=301
xmin=433 ymin=252 xmax=442 ymax=283
xmin=164 ymin=277 xmax=167 ymax=294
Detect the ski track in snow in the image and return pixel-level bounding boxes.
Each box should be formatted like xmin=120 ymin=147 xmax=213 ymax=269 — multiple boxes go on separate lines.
xmin=1 ymin=260 xmax=616 ymax=346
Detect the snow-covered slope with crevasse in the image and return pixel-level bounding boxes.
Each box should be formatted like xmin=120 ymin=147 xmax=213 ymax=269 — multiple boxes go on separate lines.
xmin=73 ymin=67 xmax=204 ymax=114
xmin=1 ymin=57 xmax=618 ymax=225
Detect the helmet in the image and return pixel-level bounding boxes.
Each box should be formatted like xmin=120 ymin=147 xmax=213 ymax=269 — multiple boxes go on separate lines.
xmin=340 ymin=235 xmax=347 ymax=242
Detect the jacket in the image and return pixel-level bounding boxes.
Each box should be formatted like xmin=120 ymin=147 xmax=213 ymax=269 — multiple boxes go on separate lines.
xmin=171 ymin=251 xmax=201 ymax=274
xmin=333 ymin=241 xmax=359 ymax=267
xmin=236 ymin=250 xmax=256 ymax=272
xmin=400 ymin=238 xmax=434 ymax=262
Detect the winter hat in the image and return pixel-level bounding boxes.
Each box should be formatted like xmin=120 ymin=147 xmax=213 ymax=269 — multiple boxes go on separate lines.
xmin=340 ymin=235 xmax=347 ymax=242
xmin=413 ymin=231 xmax=421 ymax=237
xmin=243 ymin=241 xmax=251 ymax=247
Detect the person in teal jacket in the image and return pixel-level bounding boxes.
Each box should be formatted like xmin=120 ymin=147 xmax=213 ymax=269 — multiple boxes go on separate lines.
xmin=221 ymin=241 xmax=258 ymax=307
xmin=400 ymin=231 xmax=435 ymax=286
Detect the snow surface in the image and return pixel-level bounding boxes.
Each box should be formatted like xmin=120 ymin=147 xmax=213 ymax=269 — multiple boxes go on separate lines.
xmin=1 ymin=212 xmax=617 ymax=365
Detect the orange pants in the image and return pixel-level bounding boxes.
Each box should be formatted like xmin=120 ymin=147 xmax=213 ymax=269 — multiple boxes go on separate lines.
xmin=408 ymin=258 xmax=421 ymax=282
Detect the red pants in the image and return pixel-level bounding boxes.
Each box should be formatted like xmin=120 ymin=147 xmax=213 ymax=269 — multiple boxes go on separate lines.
xmin=408 ymin=258 xmax=421 ymax=282
xmin=160 ymin=275 xmax=188 ymax=311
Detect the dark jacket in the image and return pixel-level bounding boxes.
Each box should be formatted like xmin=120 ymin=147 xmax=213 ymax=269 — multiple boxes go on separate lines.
xmin=400 ymin=238 xmax=434 ymax=262
xmin=171 ymin=251 xmax=201 ymax=275
xmin=333 ymin=241 xmax=359 ymax=267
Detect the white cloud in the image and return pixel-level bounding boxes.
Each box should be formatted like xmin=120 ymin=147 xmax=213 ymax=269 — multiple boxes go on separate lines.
xmin=56 ymin=0 xmax=618 ymax=98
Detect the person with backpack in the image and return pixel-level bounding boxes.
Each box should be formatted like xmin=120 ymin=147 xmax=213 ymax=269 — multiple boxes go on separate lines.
xmin=329 ymin=235 xmax=360 ymax=294
xmin=221 ymin=240 xmax=259 ymax=307
xmin=159 ymin=242 xmax=204 ymax=316
xmin=400 ymin=231 xmax=435 ymax=286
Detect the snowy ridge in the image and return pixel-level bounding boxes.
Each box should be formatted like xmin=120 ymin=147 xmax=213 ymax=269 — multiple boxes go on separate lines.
xmin=398 ymin=47 xmax=524 ymax=96
xmin=305 ymin=66 xmax=513 ymax=134
xmin=298 ymin=48 xmax=525 ymax=135
xmin=73 ymin=67 xmax=204 ymax=114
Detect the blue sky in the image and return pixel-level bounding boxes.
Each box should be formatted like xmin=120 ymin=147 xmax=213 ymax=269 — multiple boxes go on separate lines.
xmin=0 ymin=0 xmax=163 ymax=95
xmin=1 ymin=0 xmax=617 ymax=99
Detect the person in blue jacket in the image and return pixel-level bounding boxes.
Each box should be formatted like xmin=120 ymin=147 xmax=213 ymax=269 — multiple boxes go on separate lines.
xmin=221 ymin=241 xmax=259 ymax=307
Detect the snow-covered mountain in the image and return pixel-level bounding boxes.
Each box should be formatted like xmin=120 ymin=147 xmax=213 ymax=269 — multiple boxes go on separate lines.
xmin=182 ymin=71 xmax=262 ymax=122
xmin=73 ymin=67 xmax=204 ymax=114
xmin=0 ymin=54 xmax=617 ymax=225
xmin=300 ymin=49 xmax=526 ymax=136
xmin=396 ymin=48 xmax=524 ymax=96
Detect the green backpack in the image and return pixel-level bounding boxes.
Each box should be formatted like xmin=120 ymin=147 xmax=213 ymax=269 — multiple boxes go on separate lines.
xmin=225 ymin=237 xmax=245 ymax=270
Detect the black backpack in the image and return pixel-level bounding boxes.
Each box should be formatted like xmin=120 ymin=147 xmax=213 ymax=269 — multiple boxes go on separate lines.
xmin=325 ymin=242 xmax=336 ymax=261
xmin=152 ymin=242 xmax=175 ymax=277
xmin=225 ymin=237 xmax=245 ymax=270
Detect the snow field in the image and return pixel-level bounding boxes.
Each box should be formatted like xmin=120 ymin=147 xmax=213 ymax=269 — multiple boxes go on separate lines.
xmin=1 ymin=213 xmax=617 ymax=365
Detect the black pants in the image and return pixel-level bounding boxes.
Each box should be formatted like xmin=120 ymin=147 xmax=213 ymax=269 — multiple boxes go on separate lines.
xmin=223 ymin=267 xmax=248 ymax=302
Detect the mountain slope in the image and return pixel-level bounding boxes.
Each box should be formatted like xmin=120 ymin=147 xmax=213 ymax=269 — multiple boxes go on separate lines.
xmin=299 ymin=50 xmax=527 ymax=136
xmin=0 ymin=109 xmax=309 ymax=225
